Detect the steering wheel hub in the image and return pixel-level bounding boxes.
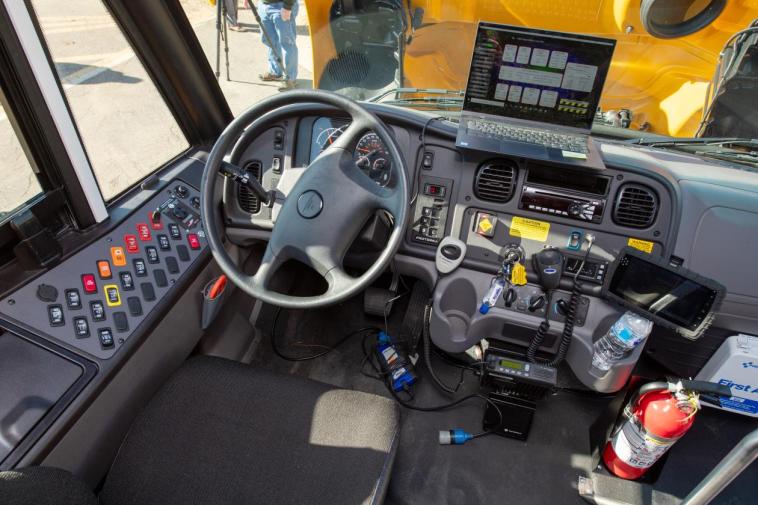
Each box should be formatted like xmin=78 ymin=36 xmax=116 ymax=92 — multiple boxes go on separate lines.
xmin=297 ymin=190 xmax=324 ymax=219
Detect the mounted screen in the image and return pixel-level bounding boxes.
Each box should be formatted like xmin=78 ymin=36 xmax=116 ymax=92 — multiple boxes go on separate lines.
xmin=604 ymin=248 xmax=725 ymax=339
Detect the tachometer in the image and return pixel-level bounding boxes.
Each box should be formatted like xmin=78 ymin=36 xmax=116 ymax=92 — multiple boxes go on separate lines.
xmin=354 ymin=132 xmax=391 ymax=186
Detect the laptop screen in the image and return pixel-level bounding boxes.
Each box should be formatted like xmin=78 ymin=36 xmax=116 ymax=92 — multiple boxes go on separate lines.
xmin=462 ymin=23 xmax=616 ymax=131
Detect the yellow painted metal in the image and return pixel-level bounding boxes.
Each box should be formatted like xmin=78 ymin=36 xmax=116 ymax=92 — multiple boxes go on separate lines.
xmin=304 ymin=0 xmax=758 ymax=136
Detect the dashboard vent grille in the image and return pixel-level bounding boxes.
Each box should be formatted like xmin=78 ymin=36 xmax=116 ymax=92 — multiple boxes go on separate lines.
xmin=237 ymin=160 xmax=263 ymax=214
xmin=613 ymin=183 xmax=658 ymax=228
xmin=474 ymin=160 xmax=517 ymax=203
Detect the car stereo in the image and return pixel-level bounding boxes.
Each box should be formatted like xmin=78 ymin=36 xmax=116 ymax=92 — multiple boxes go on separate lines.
xmin=603 ymin=247 xmax=726 ymax=340
xmin=518 ymin=163 xmax=610 ymax=223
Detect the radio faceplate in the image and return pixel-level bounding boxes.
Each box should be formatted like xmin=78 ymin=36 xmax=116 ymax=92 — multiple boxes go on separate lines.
xmin=519 ymin=185 xmax=605 ymax=223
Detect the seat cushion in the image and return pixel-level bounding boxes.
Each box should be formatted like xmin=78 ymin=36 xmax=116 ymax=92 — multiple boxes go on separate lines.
xmin=0 ymin=467 xmax=97 ymax=505
xmin=99 ymin=356 xmax=399 ymax=505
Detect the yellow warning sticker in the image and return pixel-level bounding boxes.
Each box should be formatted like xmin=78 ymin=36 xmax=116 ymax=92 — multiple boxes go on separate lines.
xmin=511 ymin=263 xmax=527 ymax=286
xmin=627 ymin=238 xmax=654 ymax=254
xmin=509 ymin=217 xmax=550 ymax=242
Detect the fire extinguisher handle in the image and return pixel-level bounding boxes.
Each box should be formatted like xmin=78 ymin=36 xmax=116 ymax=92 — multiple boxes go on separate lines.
xmin=675 ymin=378 xmax=732 ymax=398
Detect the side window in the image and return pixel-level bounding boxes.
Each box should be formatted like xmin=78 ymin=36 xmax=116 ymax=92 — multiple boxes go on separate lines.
xmin=29 ymin=0 xmax=189 ymax=201
xmin=0 ymin=98 xmax=43 ymax=218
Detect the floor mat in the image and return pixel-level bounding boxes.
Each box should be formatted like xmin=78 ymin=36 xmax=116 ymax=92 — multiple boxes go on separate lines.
xmin=249 ymin=295 xmax=756 ymax=505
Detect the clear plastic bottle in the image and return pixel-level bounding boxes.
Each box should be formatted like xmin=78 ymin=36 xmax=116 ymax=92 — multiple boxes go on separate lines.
xmin=591 ymin=311 xmax=653 ymax=372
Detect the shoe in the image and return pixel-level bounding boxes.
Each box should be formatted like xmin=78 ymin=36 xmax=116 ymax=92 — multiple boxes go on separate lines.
xmin=278 ymin=80 xmax=296 ymax=91
xmin=229 ymin=24 xmax=242 ymax=32
xmin=259 ymin=72 xmax=283 ymax=82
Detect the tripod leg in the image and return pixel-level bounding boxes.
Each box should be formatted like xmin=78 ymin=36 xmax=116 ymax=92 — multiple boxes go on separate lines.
xmin=215 ymin=0 xmax=222 ymax=78
xmin=223 ymin=5 xmax=230 ymax=81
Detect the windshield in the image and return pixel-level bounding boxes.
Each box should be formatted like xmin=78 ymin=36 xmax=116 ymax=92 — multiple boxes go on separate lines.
xmin=181 ymin=1 xmax=758 ymax=144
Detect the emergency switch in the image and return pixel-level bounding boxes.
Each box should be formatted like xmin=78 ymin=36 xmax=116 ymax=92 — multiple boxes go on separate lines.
xmin=474 ymin=212 xmax=497 ymax=238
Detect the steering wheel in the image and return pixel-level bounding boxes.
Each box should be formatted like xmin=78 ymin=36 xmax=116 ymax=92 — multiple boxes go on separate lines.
xmin=200 ymin=90 xmax=409 ymax=309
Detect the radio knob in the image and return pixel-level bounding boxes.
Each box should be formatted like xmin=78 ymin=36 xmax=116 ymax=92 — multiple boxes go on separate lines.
xmin=568 ymin=203 xmax=582 ymax=216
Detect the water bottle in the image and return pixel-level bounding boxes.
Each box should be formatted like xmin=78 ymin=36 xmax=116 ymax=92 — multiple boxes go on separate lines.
xmin=591 ymin=311 xmax=653 ymax=372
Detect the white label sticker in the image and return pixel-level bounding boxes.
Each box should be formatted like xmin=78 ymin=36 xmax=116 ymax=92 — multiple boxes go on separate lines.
xmin=611 ymin=422 xmax=673 ymax=469
xmin=516 ymin=46 xmax=532 ymax=64
xmin=530 ymin=48 xmax=550 ymax=67
xmin=503 ymin=44 xmax=518 ymax=63
xmin=499 ymin=66 xmax=564 ymax=88
xmin=561 ymin=62 xmax=599 ymax=92
xmin=507 ymin=85 xmax=523 ymax=103
xmin=539 ymin=90 xmax=558 ymax=108
xmin=548 ymin=51 xmax=568 ymax=69
xmin=522 ymin=87 xmax=540 ymax=105
xmin=494 ymin=83 xmax=510 ymax=101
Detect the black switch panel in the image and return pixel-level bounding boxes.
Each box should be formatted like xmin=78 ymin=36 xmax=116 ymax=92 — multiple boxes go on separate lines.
xmin=73 ymin=316 xmax=89 ymax=338
xmin=48 ymin=305 xmax=65 ymax=326
xmin=176 ymin=245 xmax=190 ymax=262
xmin=98 ymin=328 xmax=114 ymax=348
xmin=154 ymin=269 xmax=168 ymax=288
xmin=90 ymin=300 xmax=106 ymax=321
xmin=0 ymin=179 xmax=207 ymax=360
xmin=410 ymin=176 xmax=453 ymax=246
xmin=112 ymin=312 xmax=129 ymax=332
xmin=65 ymin=289 xmax=82 ymax=309
xmin=127 ymin=297 xmax=143 ymax=316
xmin=140 ymin=282 xmax=156 ymax=302
xmin=165 ymin=256 xmax=179 ymax=274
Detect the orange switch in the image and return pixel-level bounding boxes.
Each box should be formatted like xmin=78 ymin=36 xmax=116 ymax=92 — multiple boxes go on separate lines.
xmin=110 ymin=246 xmax=127 ymax=266
xmin=97 ymin=260 xmax=112 ymax=279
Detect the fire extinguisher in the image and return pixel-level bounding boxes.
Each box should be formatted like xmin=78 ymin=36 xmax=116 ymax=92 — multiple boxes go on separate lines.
xmin=603 ymin=379 xmax=732 ymax=480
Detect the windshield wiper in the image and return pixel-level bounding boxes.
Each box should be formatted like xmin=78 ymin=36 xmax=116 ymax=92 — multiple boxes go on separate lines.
xmin=628 ymin=137 xmax=758 ymax=149
xmin=629 ymin=136 xmax=758 ymax=169
xmin=368 ymin=87 xmax=464 ymax=106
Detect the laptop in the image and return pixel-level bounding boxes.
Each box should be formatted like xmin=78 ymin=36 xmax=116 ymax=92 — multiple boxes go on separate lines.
xmin=456 ymin=22 xmax=616 ymax=166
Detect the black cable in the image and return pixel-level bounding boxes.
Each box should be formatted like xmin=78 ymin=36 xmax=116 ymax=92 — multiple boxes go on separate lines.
xmin=526 ymin=291 xmax=552 ymax=363
xmin=270 ymin=307 xmax=379 ymax=361
xmin=361 ymin=330 xmax=504 ymax=439
xmin=422 ymin=303 xmax=462 ymax=394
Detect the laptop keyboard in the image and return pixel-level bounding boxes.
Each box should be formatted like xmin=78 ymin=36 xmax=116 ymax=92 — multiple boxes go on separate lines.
xmin=467 ymin=119 xmax=588 ymax=154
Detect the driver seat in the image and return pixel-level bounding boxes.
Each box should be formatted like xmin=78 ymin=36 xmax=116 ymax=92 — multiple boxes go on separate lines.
xmin=0 ymin=356 xmax=400 ymax=505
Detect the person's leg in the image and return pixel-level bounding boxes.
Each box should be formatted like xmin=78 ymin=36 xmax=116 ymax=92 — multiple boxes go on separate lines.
xmin=273 ymin=1 xmax=299 ymax=83
xmin=258 ymin=2 xmax=284 ymax=79
xmin=224 ymin=0 xmax=238 ymax=27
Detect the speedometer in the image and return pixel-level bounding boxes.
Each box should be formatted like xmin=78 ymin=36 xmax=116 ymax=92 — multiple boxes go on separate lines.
xmin=354 ymin=132 xmax=391 ymax=186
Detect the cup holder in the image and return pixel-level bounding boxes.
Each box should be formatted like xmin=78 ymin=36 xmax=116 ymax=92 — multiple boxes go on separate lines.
xmin=431 ymin=277 xmax=481 ymax=353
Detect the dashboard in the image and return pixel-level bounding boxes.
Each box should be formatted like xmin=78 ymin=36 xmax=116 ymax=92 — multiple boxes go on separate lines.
xmin=221 ymin=102 xmax=758 ymax=390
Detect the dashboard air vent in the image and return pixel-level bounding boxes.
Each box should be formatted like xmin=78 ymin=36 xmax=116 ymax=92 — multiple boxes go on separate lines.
xmin=237 ymin=160 xmax=263 ymax=214
xmin=474 ymin=159 xmax=517 ymax=203
xmin=613 ymin=183 xmax=658 ymax=228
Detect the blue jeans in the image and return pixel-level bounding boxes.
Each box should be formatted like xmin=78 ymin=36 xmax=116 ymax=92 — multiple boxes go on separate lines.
xmin=259 ymin=1 xmax=299 ymax=81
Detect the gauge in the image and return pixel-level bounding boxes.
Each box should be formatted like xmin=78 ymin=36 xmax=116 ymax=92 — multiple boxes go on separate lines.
xmin=354 ymin=132 xmax=391 ymax=186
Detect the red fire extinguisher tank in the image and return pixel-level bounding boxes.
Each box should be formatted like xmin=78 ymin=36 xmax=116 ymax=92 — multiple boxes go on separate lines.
xmin=603 ymin=389 xmax=697 ymax=480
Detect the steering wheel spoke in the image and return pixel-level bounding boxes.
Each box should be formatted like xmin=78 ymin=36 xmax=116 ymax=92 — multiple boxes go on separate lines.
xmin=325 ymin=265 xmax=355 ymax=295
